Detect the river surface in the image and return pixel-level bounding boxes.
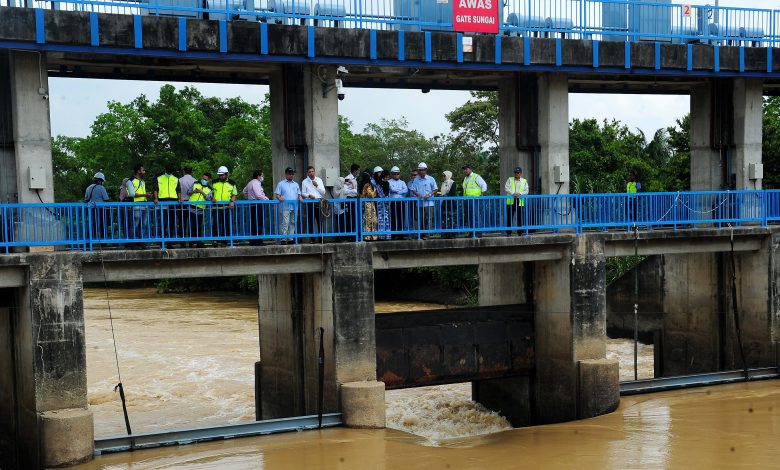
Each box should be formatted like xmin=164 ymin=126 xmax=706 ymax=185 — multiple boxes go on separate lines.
xmin=85 ymin=288 xmax=653 ymax=440
xmin=75 ymin=381 xmax=780 ymax=469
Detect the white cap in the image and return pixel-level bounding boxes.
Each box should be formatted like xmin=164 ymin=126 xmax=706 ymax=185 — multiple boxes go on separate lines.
xmin=93 ymin=172 xmax=105 ymax=181
xmin=217 ymin=166 xmax=229 ymax=175
xmin=390 ymin=166 xmax=400 ymax=173
xmin=373 ymin=166 xmax=383 ymax=173
xmin=417 ymin=162 xmax=428 ymax=170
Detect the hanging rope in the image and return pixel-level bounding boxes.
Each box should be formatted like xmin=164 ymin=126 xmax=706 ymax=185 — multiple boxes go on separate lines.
xmin=728 ymin=225 xmax=750 ymax=381
xmin=633 ymin=224 xmax=639 ymax=382
xmin=98 ymin=248 xmax=133 ymax=436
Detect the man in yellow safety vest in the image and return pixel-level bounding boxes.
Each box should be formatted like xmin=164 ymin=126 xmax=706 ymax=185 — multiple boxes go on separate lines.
xmin=505 ymin=167 xmax=529 ymax=236
xmin=462 ymin=163 xmax=487 ymax=236
xmin=187 ymin=172 xmax=213 ymax=248
xmin=211 ymin=166 xmax=238 ymax=244
xmin=154 ymin=165 xmax=180 ymax=244
xmin=125 ymin=163 xmax=154 ymax=247
xmin=626 ymin=172 xmax=641 ymax=222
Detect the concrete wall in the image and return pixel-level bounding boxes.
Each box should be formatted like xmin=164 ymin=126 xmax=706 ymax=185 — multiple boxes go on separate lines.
xmin=477 ymin=262 xmax=527 ymax=306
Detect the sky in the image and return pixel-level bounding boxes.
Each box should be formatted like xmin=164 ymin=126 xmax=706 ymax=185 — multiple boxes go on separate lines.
xmin=47 ymin=0 xmax=778 ymax=140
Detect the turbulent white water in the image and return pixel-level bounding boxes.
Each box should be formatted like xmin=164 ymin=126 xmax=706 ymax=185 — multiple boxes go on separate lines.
xmin=85 ymin=289 xmax=653 ymax=441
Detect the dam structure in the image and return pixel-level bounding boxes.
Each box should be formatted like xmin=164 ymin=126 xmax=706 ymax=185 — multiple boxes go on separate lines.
xmin=1 ymin=0 xmax=780 ymax=467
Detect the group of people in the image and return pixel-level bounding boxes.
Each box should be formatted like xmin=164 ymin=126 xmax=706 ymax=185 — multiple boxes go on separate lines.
xmin=83 ymin=160 xmax=534 ymax=245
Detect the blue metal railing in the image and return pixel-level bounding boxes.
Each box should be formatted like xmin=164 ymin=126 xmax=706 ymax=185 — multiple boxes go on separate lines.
xmin=1 ymin=190 xmax=777 ymax=252
xmin=1 ymin=0 xmax=778 ymax=46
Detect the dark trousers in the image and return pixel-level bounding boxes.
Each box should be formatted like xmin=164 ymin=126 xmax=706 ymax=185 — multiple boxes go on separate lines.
xmin=159 ymin=198 xmax=178 ymax=241
xmin=303 ymin=201 xmax=321 ymax=240
xmin=88 ymin=207 xmax=107 ymax=241
xmin=505 ymin=202 xmax=525 ymax=235
xmin=247 ymin=203 xmax=266 ymax=245
xmin=212 ymin=208 xmax=232 ymax=240
xmin=344 ymin=198 xmax=357 ymax=237
xmin=389 ymin=200 xmax=406 ymax=238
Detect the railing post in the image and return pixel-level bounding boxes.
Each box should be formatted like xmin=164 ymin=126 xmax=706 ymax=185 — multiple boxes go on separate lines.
xmin=159 ymin=202 xmax=165 ymax=251
xmin=86 ymin=203 xmax=93 ymax=252
xmin=356 ymin=197 xmax=363 ymax=242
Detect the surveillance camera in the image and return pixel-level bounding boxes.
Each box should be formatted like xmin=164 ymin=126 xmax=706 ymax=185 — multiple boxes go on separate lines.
xmin=42 ymin=94 xmax=49 ymax=100
xmin=335 ymin=78 xmax=345 ymax=101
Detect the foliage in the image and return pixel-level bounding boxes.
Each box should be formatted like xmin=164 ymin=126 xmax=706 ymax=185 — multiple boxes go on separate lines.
xmin=54 ymin=85 xmax=272 ymax=201
xmin=156 ymin=275 xmax=258 ymax=294
xmin=412 ymin=265 xmax=479 ymax=306
xmin=606 ymin=256 xmax=645 ymax=286
xmin=763 ymin=96 xmax=780 ymax=189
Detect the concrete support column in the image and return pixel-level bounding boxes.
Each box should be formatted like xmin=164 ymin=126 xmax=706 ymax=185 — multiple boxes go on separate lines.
xmin=533 ymin=237 xmax=615 ymax=423
xmin=660 ymin=253 xmax=720 ymax=376
xmin=499 ymin=74 xmax=569 ymax=195
xmin=269 ymin=64 xmax=340 ymax=188
xmin=732 ymin=78 xmax=763 ymax=191
xmin=4 ymin=256 xmax=92 ymax=468
xmin=498 ymin=76 xmax=535 ymax=193
xmin=689 ymin=81 xmax=724 ymax=191
xmin=0 ymin=50 xmax=54 ymax=204
xmin=689 ymin=78 xmax=763 ymax=191
xmin=537 ymin=73 xmax=570 ymax=195
xmin=258 ymin=244 xmax=379 ymax=423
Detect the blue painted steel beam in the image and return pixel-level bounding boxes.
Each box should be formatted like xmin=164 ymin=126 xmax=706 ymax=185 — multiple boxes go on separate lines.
xmin=5 ymin=40 xmax=780 ymax=79
xmin=456 ymin=33 xmax=463 ymax=63
xmin=307 ymin=25 xmax=314 ymax=58
xmin=424 ymin=32 xmax=431 ymax=62
xmin=714 ymin=44 xmax=720 ymax=72
xmin=523 ymin=38 xmax=530 ymax=66
xmin=654 ymin=42 xmax=660 ymax=70
xmin=398 ymin=30 xmax=404 ymax=61
xmin=35 ymin=9 xmax=44 ymax=44
xmin=260 ymin=22 xmax=268 ymax=55
xmin=219 ymin=20 xmax=227 ymax=54
xmin=370 ymin=29 xmax=377 ymax=60
xmin=769 ymin=46 xmax=774 ymax=73
xmin=555 ymin=38 xmax=561 ymax=67
xmin=593 ymin=40 xmax=599 ymax=68
xmin=624 ymin=41 xmax=630 ymax=69
xmin=687 ymin=44 xmax=693 ymax=71
xmin=90 ymin=12 xmax=99 ymax=47
xmin=494 ymin=35 xmax=501 ymax=65
xmin=133 ymin=15 xmax=142 ymax=49
xmin=178 ymin=17 xmax=187 ymax=52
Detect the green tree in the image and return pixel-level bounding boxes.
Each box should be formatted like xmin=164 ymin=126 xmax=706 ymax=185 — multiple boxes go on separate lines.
xmin=763 ymin=97 xmax=780 ymax=189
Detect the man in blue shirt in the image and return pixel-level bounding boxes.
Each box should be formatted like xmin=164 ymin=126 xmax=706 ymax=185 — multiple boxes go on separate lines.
xmin=274 ymin=167 xmax=303 ymax=244
xmin=388 ymin=166 xmax=409 ymax=239
xmin=409 ymin=162 xmax=437 ymax=238
xmin=84 ymin=172 xmax=110 ymax=241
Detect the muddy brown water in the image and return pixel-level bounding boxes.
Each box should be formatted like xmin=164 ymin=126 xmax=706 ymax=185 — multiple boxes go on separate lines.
xmin=82 ymin=287 xmax=768 ymax=470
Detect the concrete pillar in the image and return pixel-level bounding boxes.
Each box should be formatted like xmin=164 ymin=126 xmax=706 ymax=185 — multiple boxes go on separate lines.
xmin=499 ymin=74 xmax=569 ymax=195
xmin=1 ymin=256 xmax=92 ymax=468
xmin=732 ymin=78 xmax=763 ymax=191
xmin=258 ymin=244 xmax=378 ymax=421
xmin=533 ymin=237 xmax=608 ymax=423
xmin=660 ymin=253 xmax=720 ymax=376
xmin=0 ymin=50 xmax=54 ymax=204
xmin=537 ymin=73 xmax=570 ymax=195
xmin=498 ymin=76 xmax=535 ymax=193
xmin=330 ymin=244 xmax=377 ymax=386
xmin=689 ymin=78 xmax=764 ymax=191
xmin=269 ymin=64 xmax=340 ymax=188
xmin=689 ymin=81 xmax=724 ymax=191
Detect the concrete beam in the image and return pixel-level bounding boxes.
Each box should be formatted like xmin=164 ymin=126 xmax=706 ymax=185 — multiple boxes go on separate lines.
xmin=733 ymin=77 xmax=764 ymax=191
xmin=372 ymin=247 xmax=563 ymax=270
xmin=82 ymin=255 xmax=324 ymax=282
xmin=605 ymin=236 xmax=764 ymax=257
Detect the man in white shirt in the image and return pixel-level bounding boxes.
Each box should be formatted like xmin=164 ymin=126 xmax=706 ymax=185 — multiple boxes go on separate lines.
xmin=301 ymin=165 xmax=326 ymax=241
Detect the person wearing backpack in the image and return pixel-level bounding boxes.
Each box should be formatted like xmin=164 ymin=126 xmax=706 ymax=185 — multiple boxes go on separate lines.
xmin=84 ymin=172 xmax=110 ymax=241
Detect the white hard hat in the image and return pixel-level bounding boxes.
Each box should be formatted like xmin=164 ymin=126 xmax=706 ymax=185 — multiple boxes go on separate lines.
xmin=217 ymin=166 xmax=229 ymax=175
xmin=390 ymin=166 xmax=400 ymax=173
xmin=417 ymin=162 xmax=428 ymax=170
xmin=93 ymin=172 xmax=105 ymax=181
xmin=373 ymin=166 xmax=383 ymax=173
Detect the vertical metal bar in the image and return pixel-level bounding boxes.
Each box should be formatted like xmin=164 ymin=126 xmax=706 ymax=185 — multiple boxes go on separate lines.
xmin=523 ymin=36 xmax=530 ymax=65
xmin=179 ymin=17 xmax=187 ymax=51
xmin=260 ymin=21 xmax=268 ymax=54
xmin=456 ymin=32 xmax=463 ymax=62
xmin=90 ymin=11 xmax=99 ymax=47
xmin=133 ymin=14 xmax=142 ymax=49
xmin=370 ymin=29 xmax=377 ymax=59
xmin=398 ymin=29 xmax=405 ymax=61
xmin=35 ymin=9 xmax=45 ymax=44
xmin=714 ymin=44 xmax=720 ymax=71
xmin=555 ymin=37 xmax=561 ymax=66
xmin=593 ymin=39 xmax=599 ymax=67
xmin=495 ymin=35 xmax=502 ymax=64
xmin=424 ymin=31 xmax=431 ymax=62
xmin=219 ymin=19 xmax=228 ymax=53
xmin=307 ymin=25 xmax=315 ymax=57
xmin=624 ymin=40 xmax=630 ymax=68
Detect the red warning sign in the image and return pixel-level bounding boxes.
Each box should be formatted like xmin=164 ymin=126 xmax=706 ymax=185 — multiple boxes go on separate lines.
xmin=453 ymin=0 xmax=499 ymax=34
